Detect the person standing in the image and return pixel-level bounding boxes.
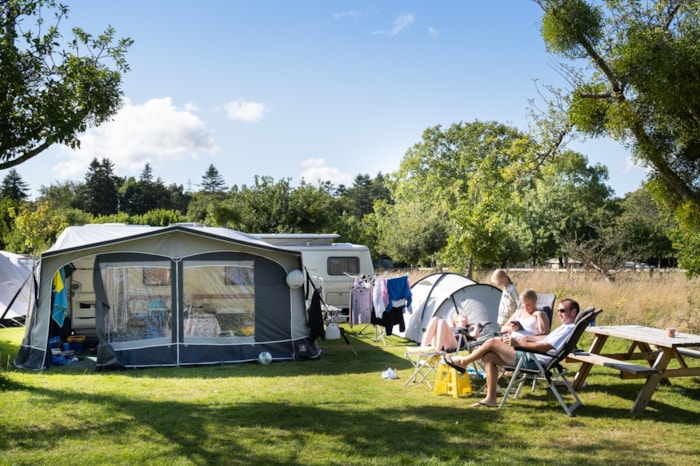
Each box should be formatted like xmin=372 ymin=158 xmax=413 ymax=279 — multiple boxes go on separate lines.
xmin=491 ymin=269 xmax=519 ymax=327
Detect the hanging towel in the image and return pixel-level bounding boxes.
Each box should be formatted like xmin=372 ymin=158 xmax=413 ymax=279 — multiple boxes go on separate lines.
xmin=52 ymin=269 xmax=69 ymax=327
xmin=373 ymin=276 xmax=388 ymax=318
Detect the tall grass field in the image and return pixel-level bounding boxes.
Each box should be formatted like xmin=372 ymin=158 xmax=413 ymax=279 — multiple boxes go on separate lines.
xmin=1 ymin=270 xmax=699 ymax=465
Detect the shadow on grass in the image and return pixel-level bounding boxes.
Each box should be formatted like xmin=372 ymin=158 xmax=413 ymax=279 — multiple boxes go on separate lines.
xmin=0 ymin=380 xmax=504 ymax=465
xmin=498 ymin=372 xmax=700 ymax=424
xmin=2 ymin=375 xmax=698 ymax=465
xmin=7 ymin=330 xmax=418 ymax=380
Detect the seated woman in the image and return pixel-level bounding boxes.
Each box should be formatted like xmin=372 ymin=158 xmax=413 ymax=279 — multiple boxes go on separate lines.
xmin=421 ymin=314 xmax=486 ymax=352
xmin=500 ymin=289 xmax=550 ymax=338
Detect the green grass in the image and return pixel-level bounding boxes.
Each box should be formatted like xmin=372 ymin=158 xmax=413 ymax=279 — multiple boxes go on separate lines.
xmin=1 ymin=326 xmax=700 ymax=465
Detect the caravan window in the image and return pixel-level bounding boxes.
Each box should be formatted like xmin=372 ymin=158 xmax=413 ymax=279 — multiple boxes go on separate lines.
xmin=327 ymin=256 xmax=360 ymax=275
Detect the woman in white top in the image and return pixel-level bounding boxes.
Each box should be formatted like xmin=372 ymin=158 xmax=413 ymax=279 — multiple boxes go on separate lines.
xmin=501 ymin=289 xmax=550 ymax=337
xmin=491 ymin=269 xmax=519 ymax=327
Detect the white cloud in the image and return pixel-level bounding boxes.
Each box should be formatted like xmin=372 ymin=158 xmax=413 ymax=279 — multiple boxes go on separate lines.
xmin=373 ymin=13 xmax=415 ymax=36
xmin=224 ymin=100 xmax=269 ymax=122
xmin=300 ymin=158 xmax=353 ymax=186
xmin=52 ymin=97 xmax=217 ymax=179
xmin=333 ymin=10 xmax=364 ymax=20
xmin=184 ymin=101 xmax=199 ymax=113
xmin=427 ymin=26 xmax=439 ymax=37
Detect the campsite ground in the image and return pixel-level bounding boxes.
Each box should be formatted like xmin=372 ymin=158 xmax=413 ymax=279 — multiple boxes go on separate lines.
xmin=1 ymin=270 xmax=700 ymax=465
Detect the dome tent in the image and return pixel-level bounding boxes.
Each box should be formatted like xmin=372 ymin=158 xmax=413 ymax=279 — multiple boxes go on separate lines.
xmin=402 ymin=272 xmax=501 ymax=344
xmin=0 ymin=250 xmax=33 ymax=325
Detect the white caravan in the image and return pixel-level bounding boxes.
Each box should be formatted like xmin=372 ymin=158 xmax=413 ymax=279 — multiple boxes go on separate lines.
xmin=255 ymin=234 xmax=374 ymax=311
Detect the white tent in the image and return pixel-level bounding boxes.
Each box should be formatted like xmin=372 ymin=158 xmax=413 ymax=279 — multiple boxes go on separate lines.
xmin=402 ymin=272 xmax=501 ymax=343
xmin=0 ymin=250 xmax=34 ymax=325
xmin=15 ymin=224 xmax=322 ymax=370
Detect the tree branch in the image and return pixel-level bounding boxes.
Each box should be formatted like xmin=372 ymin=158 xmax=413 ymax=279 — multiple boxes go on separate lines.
xmin=0 ymin=141 xmax=53 ymax=170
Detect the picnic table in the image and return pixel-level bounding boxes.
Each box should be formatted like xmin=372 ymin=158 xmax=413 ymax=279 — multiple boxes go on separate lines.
xmin=566 ymin=325 xmax=700 ymax=414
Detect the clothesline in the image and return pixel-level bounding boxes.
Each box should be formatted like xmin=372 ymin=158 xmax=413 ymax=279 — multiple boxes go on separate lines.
xmin=349 ymin=273 xmax=412 ymax=337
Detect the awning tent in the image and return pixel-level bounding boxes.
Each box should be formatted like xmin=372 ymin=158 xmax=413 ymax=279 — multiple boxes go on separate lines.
xmin=15 ymin=224 xmax=321 ymax=370
xmin=401 ymin=272 xmax=501 ymax=343
xmin=0 ymin=250 xmax=34 ymax=325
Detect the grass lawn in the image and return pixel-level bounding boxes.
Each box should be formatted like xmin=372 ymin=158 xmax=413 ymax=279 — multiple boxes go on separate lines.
xmin=1 ymin=325 xmax=699 ymax=465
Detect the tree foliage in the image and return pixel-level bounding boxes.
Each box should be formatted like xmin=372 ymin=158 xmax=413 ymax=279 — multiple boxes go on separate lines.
xmin=0 ymin=0 xmax=132 ymax=169
xmin=0 ymin=168 xmax=28 ymax=202
xmin=80 ymin=158 xmax=119 ymax=216
xmin=200 ymin=164 xmax=227 ymax=194
xmin=119 ymin=163 xmax=178 ymax=216
xmin=519 ymin=150 xmax=614 ymax=266
xmin=536 ymin=0 xmax=700 ymax=273
xmin=389 ymin=121 xmax=533 ymax=273
xmin=374 ymin=199 xmax=448 ymax=267
xmin=211 ymin=176 xmax=340 ymax=233
xmin=9 ymin=200 xmax=68 ymax=253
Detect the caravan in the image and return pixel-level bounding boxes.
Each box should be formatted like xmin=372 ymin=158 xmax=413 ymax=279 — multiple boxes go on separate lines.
xmin=255 ymin=234 xmax=374 ymax=311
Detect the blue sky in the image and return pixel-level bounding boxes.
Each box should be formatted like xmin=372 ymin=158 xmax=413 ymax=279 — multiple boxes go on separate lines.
xmin=15 ymin=1 xmax=646 ymax=198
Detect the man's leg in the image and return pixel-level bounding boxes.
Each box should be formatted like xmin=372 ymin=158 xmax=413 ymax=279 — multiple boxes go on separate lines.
xmin=477 ymin=353 xmax=513 ymax=407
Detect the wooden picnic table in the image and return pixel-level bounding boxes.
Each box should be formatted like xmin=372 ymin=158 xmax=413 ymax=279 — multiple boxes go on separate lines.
xmin=566 ymin=325 xmax=700 ymax=414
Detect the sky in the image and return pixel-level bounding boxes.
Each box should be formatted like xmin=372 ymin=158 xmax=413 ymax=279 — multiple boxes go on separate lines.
xmin=13 ymin=0 xmax=646 ymax=199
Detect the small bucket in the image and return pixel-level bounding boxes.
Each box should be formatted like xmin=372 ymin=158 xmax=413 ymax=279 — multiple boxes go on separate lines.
xmin=325 ymin=323 xmax=341 ymax=340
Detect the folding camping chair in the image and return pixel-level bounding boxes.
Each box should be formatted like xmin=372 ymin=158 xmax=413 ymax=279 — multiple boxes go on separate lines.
xmin=403 ymin=322 xmax=490 ymax=389
xmin=404 ymin=347 xmax=444 ymax=389
xmin=498 ymin=307 xmax=602 ymax=416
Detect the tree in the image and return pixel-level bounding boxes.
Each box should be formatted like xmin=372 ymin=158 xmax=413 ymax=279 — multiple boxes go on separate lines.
xmin=536 ymin=0 xmax=700 ymax=273
xmin=8 ymin=200 xmax=68 ymax=253
xmin=616 ymin=189 xmax=675 ymax=267
xmin=81 ymin=158 xmax=119 ymax=216
xmin=0 ymin=168 xmax=29 ymax=202
xmin=211 ymin=176 xmax=340 ymax=233
xmin=374 ymin=199 xmax=448 ymax=267
xmin=200 ymin=164 xmax=227 ymax=194
xmin=388 ymin=121 xmax=533 ymax=274
xmin=341 ymin=173 xmax=392 ymax=219
xmin=37 ymin=180 xmax=81 ymax=210
xmin=0 ymin=1 xmax=132 ymax=169
xmin=519 ymin=150 xmax=614 ymax=267
xmin=118 ymin=163 xmax=172 ymax=215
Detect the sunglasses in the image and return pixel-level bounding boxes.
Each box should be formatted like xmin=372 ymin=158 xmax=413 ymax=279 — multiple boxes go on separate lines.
xmin=558 ymin=308 xmax=568 ymax=313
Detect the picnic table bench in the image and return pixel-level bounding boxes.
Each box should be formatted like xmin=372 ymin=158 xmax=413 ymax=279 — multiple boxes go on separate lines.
xmin=566 ymin=352 xmax=659 ymax=378
xmin=566 ymin=325 xmax=700 ymax=414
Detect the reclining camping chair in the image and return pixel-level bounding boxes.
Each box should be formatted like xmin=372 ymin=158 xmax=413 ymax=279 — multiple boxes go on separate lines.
xmin=498 ymin=307 xmax=602 ymax=416
xmin=514 ymin=292 xmax=556 ymax=327
xmin=536 ymin=293 xmax=556 ymax=327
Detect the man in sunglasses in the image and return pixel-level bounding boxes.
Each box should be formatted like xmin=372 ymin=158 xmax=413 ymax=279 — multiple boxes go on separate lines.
xmin=443 ymin=298 xmax=580 ymax=408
